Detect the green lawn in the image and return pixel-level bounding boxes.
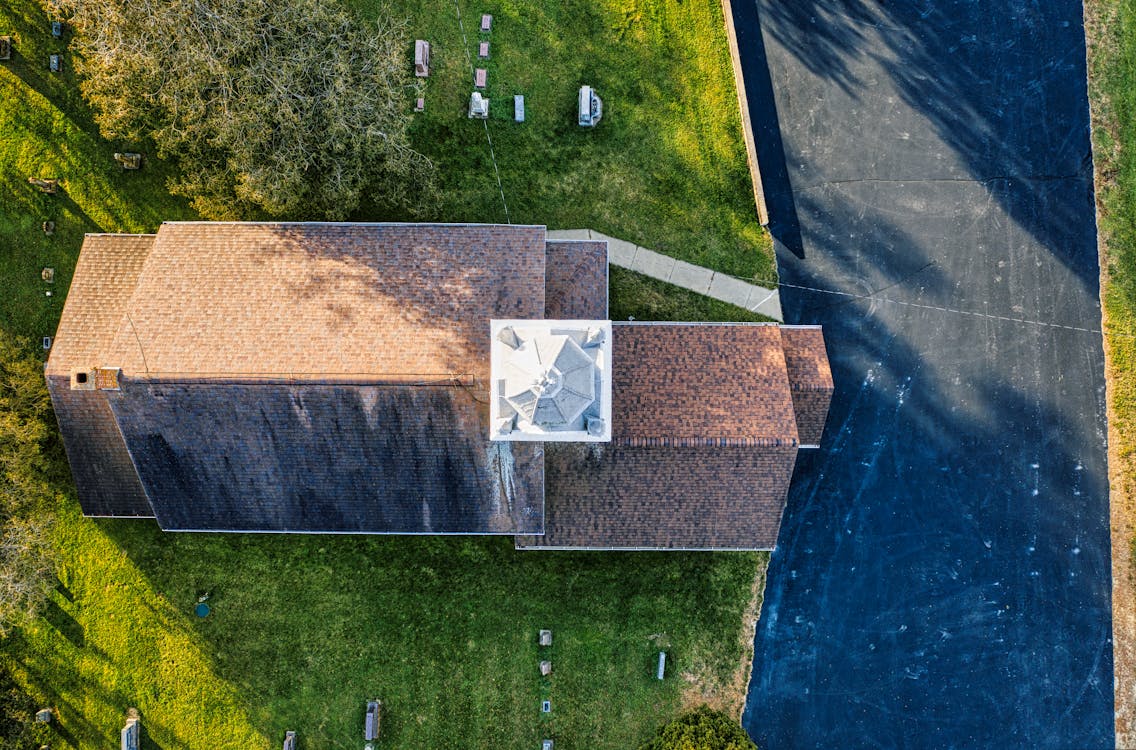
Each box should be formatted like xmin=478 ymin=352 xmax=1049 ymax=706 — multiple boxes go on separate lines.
xmin=0 ymin=0 xmax=771 ymax=747
xmin=350 ymin=0 xmax=774 ymax=283
xmin=3 ymin=505 xmax=761 ymax=748
xmin=1085 ymin=0 xmax=1136 ymax=740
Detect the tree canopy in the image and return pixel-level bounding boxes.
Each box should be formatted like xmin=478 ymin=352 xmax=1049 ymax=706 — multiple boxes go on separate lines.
xmin=50 ymin=0 xmax=435 ymax=219
xmin=639 ymin=706 xmax=758 ymax=750
xmin=0 ymin=335 xmax=56 ymax=638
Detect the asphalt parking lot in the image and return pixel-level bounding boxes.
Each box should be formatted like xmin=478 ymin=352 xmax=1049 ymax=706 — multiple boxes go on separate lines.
xmin=732 ymin=0 xmax=1114 ymax=746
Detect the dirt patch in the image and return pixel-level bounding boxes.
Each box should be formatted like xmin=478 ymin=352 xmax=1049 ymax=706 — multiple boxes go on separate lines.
xmin=680 ymin=555 xmax=768 ymax=718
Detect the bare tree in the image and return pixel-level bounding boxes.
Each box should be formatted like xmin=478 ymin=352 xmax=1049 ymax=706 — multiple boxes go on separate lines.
xmin=50 ymin=0 xmax=436 ymax=219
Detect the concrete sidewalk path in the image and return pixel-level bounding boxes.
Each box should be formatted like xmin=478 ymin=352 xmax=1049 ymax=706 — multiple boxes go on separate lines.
xmin=546 ymin=228 xmax=782 ymax=321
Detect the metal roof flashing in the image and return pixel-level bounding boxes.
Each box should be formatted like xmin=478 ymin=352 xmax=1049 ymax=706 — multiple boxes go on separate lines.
xmin=490 ymin=320 xmax=612 ymax=442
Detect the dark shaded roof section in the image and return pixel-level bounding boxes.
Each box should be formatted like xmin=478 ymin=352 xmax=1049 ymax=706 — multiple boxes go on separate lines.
xmin=544 ymin=240 xmax=608 ymax=319
xmin=106 ymin=379 xmax=543 ymax=533
xmin=779 ymin=327 xmax=834 ymax=446
xmin=46 ymin=376 xmax=153 ymax=517
xmin=611 ymin=323 xmax=799 ymax=447
xmin=516 ymin=443 xmax=795 ymax=550
xmin=46 ymin=234 xmax=156 ymax=517
xmin=103 ymin=222 xmax=546 ymax=381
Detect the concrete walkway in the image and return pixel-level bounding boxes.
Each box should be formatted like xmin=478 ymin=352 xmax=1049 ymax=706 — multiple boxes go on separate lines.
xmin=546 ymin=228 xmax=782 ymax=321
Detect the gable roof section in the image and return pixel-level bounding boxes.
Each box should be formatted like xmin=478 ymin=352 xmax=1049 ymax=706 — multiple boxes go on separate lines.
xmin=46 ymin=234 xmax=155 ymax=516
xmin=612 ymin=323 xmax=799 ymax=447
xmin=46 ymin=234 xmax=155 ymax=377
xmin=779 ymin=326 xmax=834 ymax=446
xmin=48 ymin=223 xmax=550 ymax=530
xmin=520 ymin=322 xmax=803 ymax=549
xmin=102 ymin=222 xmax=546 ymax=382
xmin=517 ymin=442 xmax=795 ymax=550
xmin=544 ymin=240 xmax=608 ymax=319
xmin=106 ymin=380 xmax=543 ymax=533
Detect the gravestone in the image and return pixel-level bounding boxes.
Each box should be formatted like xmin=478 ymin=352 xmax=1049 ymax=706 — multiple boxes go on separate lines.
xmin=35 ymin=708 xmax=52 ymax=723
xmin=542 ymin=741 xmax=554 ymax=750
xmin=414 ymin=40 xmax=430 ymax=77
xmin=415 ymin=97 xmax=425 ymax=112
xmin=480 ymin=14 xmax=492 ymax=32
xmin=0 ymin=36 xmax=11 ymax=60
xmin=539 ymin=629 xmax=552 ymax=647
xmin=121 ymin=711 xmax=140 ymax=750
xmin=42 ymin=221 xmax=54 ymax=235
xmin=540 ymin=660 xmax=551 ymax=676
xmin=28 ymin=178 xmax=58 ymax=194
xmin=475 ymin=68 xmax=486 ymax=89
xmin=514 ymin=95 xmax=524 ymax=122
xmin=42 ymin=267 xmax=54 ymax=283
xmin=52 ymin=21 xmax=63 ymax=38
xmin=283 ymin=730 xmax=296 ymax=750
xmin=479 ymin=41 xmax=489 ymax=59
xmin=541 ymin=700 xmax=551 ymax=713
xmin=468 ymin=92 xmax=489 ymax=119
xmin=114 ymin=152 xmax=142 ymax=170
xmin=49 ymin=54 xmax=61 ymax=72
xmin=364 ymin=699 xmax=381 ymax=741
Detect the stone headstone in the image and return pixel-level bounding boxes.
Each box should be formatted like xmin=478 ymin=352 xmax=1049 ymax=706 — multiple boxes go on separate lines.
xmin=28 ymin=177 xmax=58 ymax=194
xmin=475 ymin=68 xmax=487 ymax=89
xmin=414 ymin=39 xmax=430 ymax=77
xmin=114 ymin=152 xmax=142 ymax=170
xmin=121 ymin=715 xmax=140 ymax=750
xmin=540 ymin=660 xmax=551 ymax=676
xmin=414 ymin=97 xmax=425 ymax=112
xmin=0 ymin=37 xmax=11 ymax=61
xmin=283 ymin=730 xmax=296 ymax=750
xmin=468 ymin=92 xmax=489 ymax=119
xmin=42 ymin=220 xmax=55 ymax=235
xmin=364 ymin=700 xmax=381 ymax=741
xmin=42 ymin=267 xmax=54 ymax=283
xmin=514 ymin=95 xmax=524 ymax=122
xmin=49 ymin=54 xmax=61 ymax=73
xmin=542 ymin=741 xmax=554 ymax=750
xmin=541 ymin=700 xmax=551 ymax=713
xmin=539 ymin=629 xmax=552 ymax=647
xmin=480 ymin=14 xmax=492 ymax=32
xmin=35 ymin=708 xmax=53 ymax=723
xmin=479 ymin=41 xmax=489 ymax=59
xmin=52 ymin=21 xmax=63 ymax=38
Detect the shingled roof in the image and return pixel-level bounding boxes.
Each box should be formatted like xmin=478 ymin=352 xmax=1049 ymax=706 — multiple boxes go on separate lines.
xmin=48 ymin=223 xmax=548 ymax=533
xmin=49 ymin=222 xmax=832 ymax=548
xmin=517 ymin=323 xmax=827 ymax=550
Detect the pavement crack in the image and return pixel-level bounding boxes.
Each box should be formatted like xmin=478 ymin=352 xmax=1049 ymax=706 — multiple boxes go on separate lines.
xmin=798 ymin=174 xmax=1087 ymax=191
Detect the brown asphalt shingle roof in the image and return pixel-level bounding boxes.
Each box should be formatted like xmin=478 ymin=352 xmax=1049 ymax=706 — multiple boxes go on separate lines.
xmin=516 ymin=443 xmax=795 ymax=549
xmin=544 ymin=240 xmax=608 ymax=319
xmin=519 ymin=322 xmax=809 ymax=549
xmin=779 ymin=326 xmax=834 ymax=446
xmin=611 ymin=323 xmax=799 ymax=447
xmin=46 ymin=234 xmax=155 ymax=516
xmin=48 ymin=223 xmax=549 ymax=531
xmin=103 ymin=222 xmax=546 ymax=381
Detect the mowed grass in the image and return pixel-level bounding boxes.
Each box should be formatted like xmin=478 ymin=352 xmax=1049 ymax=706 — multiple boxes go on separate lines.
xmin=0 ymin=0 xmax=770 ymax=748
xmin=351 ymin=0 xmax=774 ymax=282
xmin=1085 ymin=0 xmax=1136 ymax=739
xmin=4 ymin=505 xmax=760 ymax=748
